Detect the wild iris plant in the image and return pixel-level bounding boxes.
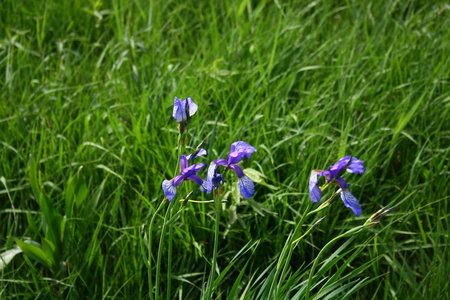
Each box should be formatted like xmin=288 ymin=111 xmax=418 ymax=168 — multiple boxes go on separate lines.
xmin=152 ymin=96 xmax=204 ymax=300
xmin=309 ymin=156 xmax=365 ymax=217
xmin=161 ymin=154 xmax=206 ymax=201
xmin=206 ymin=141 xmax=257 ymax=199
xmin=155 ymin=96 xmax=257 ymax=300
xmin=290 ymin=155 xmax=394 ymax=249
xmin=291 ymin=156 xmax=367 ymax=246
xmin=156 ymin=97 xmax=394 ymax=300
xmin=284 ymin=155 xmax=394 ymax=300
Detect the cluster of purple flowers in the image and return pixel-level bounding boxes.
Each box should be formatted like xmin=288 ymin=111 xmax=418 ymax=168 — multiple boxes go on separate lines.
xmin=309 ymin=156 xmax=366 ymax=217
xmin=161 ymin=97 xmax=257 ymax=202
xmin=163 ymin=96 xmax=368 ymax=219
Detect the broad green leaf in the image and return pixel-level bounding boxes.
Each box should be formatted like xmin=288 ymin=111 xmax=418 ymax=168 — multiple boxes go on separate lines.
xmin=65 ymin=167 xmax=89 ymax=218
xmin=39 ymin=192 xmax=60 ymax=249
xmin=244 ymin=168 xmax=279 ymax=190
xmin=41 ymin=238 xmax=56 ymax=266
xmin=15 ymin=240 xmax=53 ymax=269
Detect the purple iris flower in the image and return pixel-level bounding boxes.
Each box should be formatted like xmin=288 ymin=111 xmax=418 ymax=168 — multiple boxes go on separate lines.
xmin=206 ymin=141 xmax=257 ymax=199
xmin=162 ymin=154 xmax=206 ymax=202
xmin=309 ymin=170 xmax=322 ymax=203
xmin=308 ymin=156 xmax=365 ymax=217
xmin=339 ymin=189 xmax=362 ymax=217
xmin=320 ymin=156 xmax=365 ymax=186
xmin=172 ymin=97 xmax=198 ymax=123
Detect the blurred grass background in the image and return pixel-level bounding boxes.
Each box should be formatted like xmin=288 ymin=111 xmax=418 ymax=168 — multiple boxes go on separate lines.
xmin=0 ymin=0 xmax=449 ymax=298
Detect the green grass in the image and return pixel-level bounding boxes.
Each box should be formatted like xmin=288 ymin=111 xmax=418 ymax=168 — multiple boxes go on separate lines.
xmin=1 ymin=0 xmax=449 ymax=298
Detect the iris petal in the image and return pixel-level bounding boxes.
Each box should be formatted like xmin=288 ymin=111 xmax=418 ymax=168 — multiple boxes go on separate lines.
xmin=197 ymin=148 xmax=207 ymax=157
xmin=172 ymin=175 xmax=185 ymax=186
xmin=309 ymin=170 xmax=322 ymax=202
xmin=214 ymin=159 xmax=228 ymax=166
xmin=162 ymin=151 xmax=207 ymax=201
xmin=200 ymin=180 xmax=208 ymax=192
xmin=336 ymin=177 xmax=350 ymax=189
xmin=238 ymin=175 xmax=255 ymax=199
xmin=206 ymin=163 xmax=217 ymax=194
xmin=172 ymin=97 xmax=185 ymax=122
xmin=230 ymin=141 xmax=257 ymax=156
xmin=328 ymin=156 xmax=352 ymax=180
xmin=319 ymin=170 xmax=330 ymax=177
xmin=346 ymin=158 xmax=365 ymax=174
xmin=187 ymin=174 xmax=204 ymax=186
xmin=162 ymin=180 xmax=177 ymax=201
xmin=227 ymin=151 xmax=247 ymax=165
xmin=324 ymin=156 xmax=365 ymax=181
xmin=186 ymin=97 xmax=198 ymax=117
xmin=180 ymin=163 xmax=205 ymax=178
xmin=213 ymin=173 xmax=226 ymax=188
xmin=193 ymin=163 xmax=206 ymax=172
xmin=180 ymin=155 xmax=188 ymax=170
xmin=340 ymin=189 xmax=362 ymax=217
xmin=228 ymin=164 xmax=245 ymax=178
xmin=172 ymin=97 xmax=198 ymax=123
xmin=228 ymin=141 xmax=257 ymax=164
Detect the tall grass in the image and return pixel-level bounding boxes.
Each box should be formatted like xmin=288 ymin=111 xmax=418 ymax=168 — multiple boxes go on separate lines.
xmin=1 ymin=0 xmax=449 ymax=298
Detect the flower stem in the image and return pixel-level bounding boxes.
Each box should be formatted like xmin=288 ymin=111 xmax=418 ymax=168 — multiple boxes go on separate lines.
xmin=147 ymin=201 xmax=165 ymax=300
xmin=165 ymin=132 xmax=185 ymax=299
xmin=155 ymin=202 xmax=171 ymax=299
xmin=206 ymin=190 xmax=221 ymax=298
xmin=291 ymin=225 xmax=315 ymax=245
xmin=306 ymin=189 xmax=340 ymax=217
xmin=166 ymin=203 xmax=174 ymax=300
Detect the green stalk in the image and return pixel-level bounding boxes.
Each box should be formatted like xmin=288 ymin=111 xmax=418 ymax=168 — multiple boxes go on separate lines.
xmin=289 ymin=191 xmax=339 ymax=248
xmin=305 ymin=190 xmax=340 ymax=217
xmin=148 ymin=201 xmax=165 ymax=300
xmin=206 ymin=190 xmax=221 ymax=298
xmin=166 ymin=203 xmax=174 ymax=300
xmin=155 ymin=202 xmax=171 ymax=299
xmin=166 ymin=131 xmax=185 ymax=299
xmin=290 ymin=223 xmax=316 ymax=245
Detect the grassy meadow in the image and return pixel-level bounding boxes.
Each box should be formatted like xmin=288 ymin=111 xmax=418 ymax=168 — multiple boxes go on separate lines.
xmin=1 ymin=0 xmax=449 ymax=298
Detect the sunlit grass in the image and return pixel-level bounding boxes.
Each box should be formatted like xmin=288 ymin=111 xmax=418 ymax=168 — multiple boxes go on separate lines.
xmin=0 ymin=0 xmax=449 ymax=298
